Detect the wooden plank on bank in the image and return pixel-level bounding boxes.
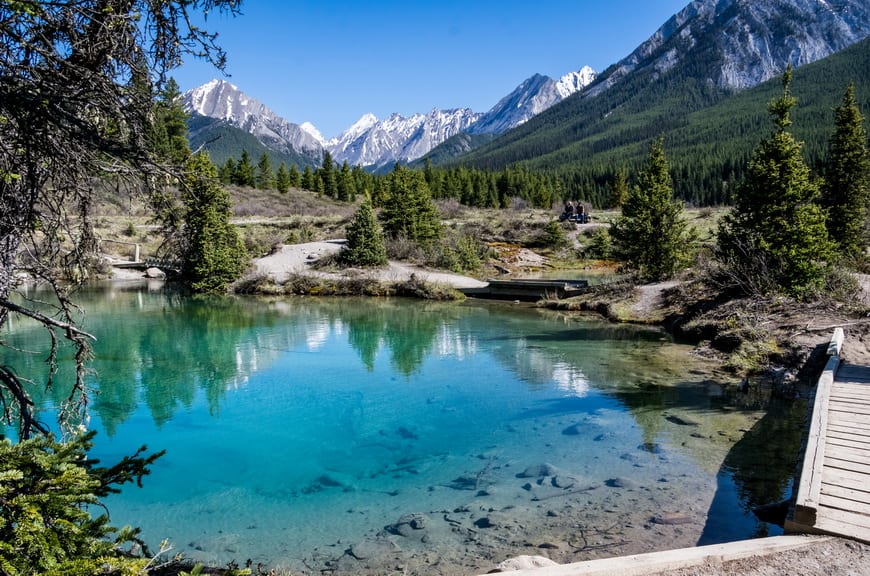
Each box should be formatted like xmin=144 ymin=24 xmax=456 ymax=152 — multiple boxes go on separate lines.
xmin=825 ymin=437 xmax=870 ymax=455
xmin=829 ymin=410 xmax=868 ymax=426
xmin=819 ymin=492 xmax=870 ymax=516
xmin=824 ymin=454 xmax=870 ymax=476
xmin=821 ymin=482 xmax=870 ymax=503
xmin=822 ymin=467 xmax=870 ymax=492
xmin=815 ymin=513 xmax=870 ymax=544
xmin=477 ymin=536 xmax=829 ymax=576
xmin=828 ymin=425 xmax=870 ymax=440
xmin=793 ymin=352 xmax=839 ymax=525
xmin=828 ymin=402 xmax=870 ymax=416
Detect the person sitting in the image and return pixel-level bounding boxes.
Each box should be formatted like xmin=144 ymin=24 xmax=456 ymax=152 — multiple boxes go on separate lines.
xmin=560 ymin=201 xmax=575 ymax=221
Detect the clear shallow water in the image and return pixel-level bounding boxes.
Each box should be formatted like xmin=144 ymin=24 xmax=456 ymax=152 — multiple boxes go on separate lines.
xmin=1 ymin=282 xmax=805 ymax=574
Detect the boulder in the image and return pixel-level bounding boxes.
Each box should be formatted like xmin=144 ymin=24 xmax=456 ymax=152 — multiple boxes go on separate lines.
xmin=145 ymin=267 xmax=165 ymax=278
xmin=489 ymin=555 xmax=559 ymax=572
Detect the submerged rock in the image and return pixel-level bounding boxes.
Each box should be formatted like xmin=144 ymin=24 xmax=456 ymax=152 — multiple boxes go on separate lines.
xmin=605 ymin=477 xmax=636 ymax=489
xmin=385 ymin=513 xmax=427 ymax=537
xmin=347 ymin=538 xmax=400 ymax=560
xmin=665 ymin=414 xmax=700 ymax=426
xmin=516 ymin=463 xmax=559 ymax=478
xmin=488 ymin=555 xmax=559 ymax=572
xmin=651 ymin=512 xmax=693 ymax=525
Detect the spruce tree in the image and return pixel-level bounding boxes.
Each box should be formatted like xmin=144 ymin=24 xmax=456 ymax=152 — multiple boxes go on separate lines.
xmin=717 ymin=67 xmax=833 ymax=297
xmin=149 ymin=77 xmax=190 ymax=164
xmin=182 ymin=153 xmax=249 ymax=292
xmin=337 ymin=161 xmax=356 ymax=201
xmin=276 ymin=162 xmax=291 ymax=193
xmin=343 ymin=197 xmax=388 ymax=267
xmin=234 ymin=150 xmax=255 ymax=187
xmin=219 ymin=157 xmax=236 ymax=184
xmin=822 ymin=83 xmax=870 ymax=259
xmin=380 ymin=164 xmax=442 ymax=248
xmin=256 ymin=152 xmax=276 ymax=190
xmin=301 ymin=165 xmax=314 ymax=190
xmin=289 ymin=164 xmax=302 ymax=188
xmin=609 ymin=169 xmax=630 ymax=209
xmin=610 ymin=137 xmax=693 ymax=281
xmin=320 ymin=151 xmax=337 ymax=198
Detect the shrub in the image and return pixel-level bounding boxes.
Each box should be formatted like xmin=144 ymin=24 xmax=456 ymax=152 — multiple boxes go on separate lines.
xmin=0 ymin=432 xmax=163 ymax=575
xmin=542 ymin=220 xmax=568 ymax=249
xmin=342 ymin=198 xmax=388 ymax=267
xmin=584 ymin=228 xmax=613 ymax=259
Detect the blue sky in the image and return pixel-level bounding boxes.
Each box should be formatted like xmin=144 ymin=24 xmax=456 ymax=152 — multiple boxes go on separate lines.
xmin=173 ymin=0 xmax=689 ymax=139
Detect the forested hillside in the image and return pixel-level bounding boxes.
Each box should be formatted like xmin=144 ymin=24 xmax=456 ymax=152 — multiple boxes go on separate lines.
xmin=187 ymin=113 xmax=315 ymax=169
xmin=438 ymin=37 xmax=870 ymax=207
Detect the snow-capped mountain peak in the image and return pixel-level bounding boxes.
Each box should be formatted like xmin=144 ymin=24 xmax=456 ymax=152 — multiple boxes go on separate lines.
xmin=184 ymin=64 xmax=596 ymax=167
xmin=299 ymin=122 xmax=326 ymax=146
xmin=182 ymin=79 xmax=323 ymax=159
xmin=555 ymin=65 xmax=597 ymax=98
xmin=467 ymin=65 xmax=596 ymax=135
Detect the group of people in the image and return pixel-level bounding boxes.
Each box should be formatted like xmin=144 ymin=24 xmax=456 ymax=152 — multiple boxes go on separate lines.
xmin=559 ymin=200 xmax=590 ymax=224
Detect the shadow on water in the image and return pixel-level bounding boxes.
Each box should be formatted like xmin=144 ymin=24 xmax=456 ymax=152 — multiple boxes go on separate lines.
xmin=696 ymin=393 xmax=808 ymax=543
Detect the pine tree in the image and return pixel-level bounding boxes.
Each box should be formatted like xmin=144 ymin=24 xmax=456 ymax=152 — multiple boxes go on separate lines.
xmin=822 ymin=83 xmax=870 ymax=259
xmin=301 ymin=165 xmax=314 ymax=190
xmin=234 ymin=150 xmax=255 ymax=187
xmin=289 ymin=164 xmax=302 ymax=188
xmin=337 ymin=161 xmax=356 ymax=201
xmin=342 ymin=197 xmax=388 ymax=267
xmin=609 ymin=169 xmax=630 ymax=209
xmin=611 ymin=137 xmax=693 ymax=281
xmin=182 ymin=153 xmax=249 ymax=292
xmin=219 ymin=157 xmax=236 ymax=184
xmin=320 ymin=151 xmax=337 ymax=198
xmin=256 ymin=152 xmax=276 ymax=190
xmin=380 ymin=164 xmax=442 ymax=248
xmin=276 ymin=162 xmax=291 ymax=193
xmin=717 ymin=67 xmax=833 ymax=297
xmin=149 ymin=77 xmax=190 ymax=164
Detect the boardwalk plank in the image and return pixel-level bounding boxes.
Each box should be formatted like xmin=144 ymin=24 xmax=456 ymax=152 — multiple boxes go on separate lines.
xmin=819 ymin=492 xmax=870 ymax=516
xmin=814 ymin=514 xmax=870 ymax=544
xmin=826 ymin=436 xmax=870 ymax=453
xmin=828 ymin=423 xmax=870 ymax=437
xmin=829 ymin=411 xmax=867 ymax=425
xmin=821 ymin=482 xmax=870 ymax=503
xmin=823 ymin=466 xmax=870 ymax=492
xmin=825 ymin=455 xmax=870 ymax=476
xmin=789 ymin=355 xmax=870 ymax=543
xmin=828 ymin=402 xmax=870 ymax=415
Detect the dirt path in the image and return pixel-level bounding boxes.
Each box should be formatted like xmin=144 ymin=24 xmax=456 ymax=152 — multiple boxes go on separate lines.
xmin=252 ymin=240 xmax=488 ymax=289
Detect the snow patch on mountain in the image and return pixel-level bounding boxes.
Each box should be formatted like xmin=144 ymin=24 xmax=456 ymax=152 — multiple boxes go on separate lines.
xmin=183 ymin=80 xmax=322 ymax=159
xmin=327 ymin=108 xmax=480 ymax=168
xmin=468 ymin=66 xmax=596 ymax=135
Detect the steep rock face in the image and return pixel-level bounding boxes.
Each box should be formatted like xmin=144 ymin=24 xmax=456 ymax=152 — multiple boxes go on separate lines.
xmin=183 ymin=79 xmax=323 ymax=159
xmin=587 ymin=0 xmax=870 ymax=97
xmin=469 ymin=66 xmax=596 ymax=135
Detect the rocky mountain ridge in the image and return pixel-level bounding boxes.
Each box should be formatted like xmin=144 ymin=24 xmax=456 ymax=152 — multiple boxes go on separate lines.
xmin=181 ymin=65 xmax=595 ymax=169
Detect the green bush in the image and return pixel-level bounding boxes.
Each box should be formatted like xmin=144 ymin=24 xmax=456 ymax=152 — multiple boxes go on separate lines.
xmin=342 ymin=198 xmax=388 ymax=267
xmin=585 ymin=228 xmax=613 ymax=259
xmin=542 ymin=220 xmax=568 ymax=248
xmin=0 ymin=432 xmax=163 ymax=575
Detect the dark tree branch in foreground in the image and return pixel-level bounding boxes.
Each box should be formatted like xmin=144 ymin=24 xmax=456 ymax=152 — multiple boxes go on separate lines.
xmin=0 ymin=0 xmax=242 ymax=436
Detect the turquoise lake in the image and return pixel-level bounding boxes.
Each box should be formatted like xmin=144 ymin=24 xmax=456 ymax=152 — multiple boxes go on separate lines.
xmin=1 ymin=281 xmax=806 ymax=575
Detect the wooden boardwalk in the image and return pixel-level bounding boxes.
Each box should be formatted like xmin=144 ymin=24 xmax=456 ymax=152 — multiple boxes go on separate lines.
xmin=786 ymin=328 xmax=870 ymax=543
